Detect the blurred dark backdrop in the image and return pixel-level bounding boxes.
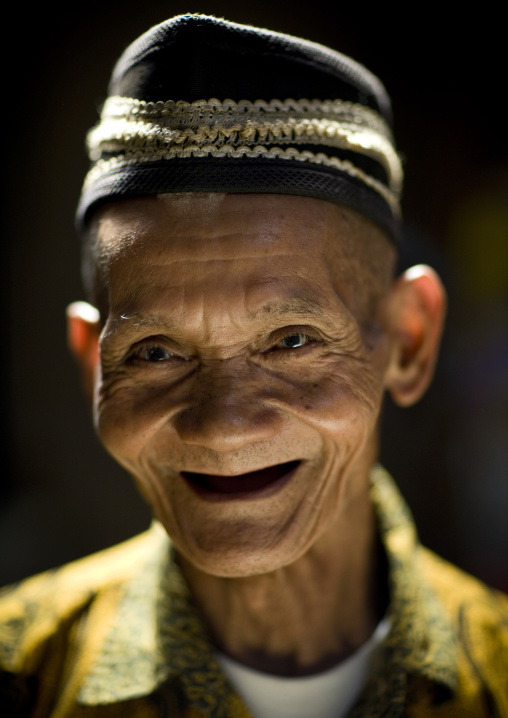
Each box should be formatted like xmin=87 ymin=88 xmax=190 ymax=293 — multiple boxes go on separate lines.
xmin=2 ymin=2 xmax=507 ymax=590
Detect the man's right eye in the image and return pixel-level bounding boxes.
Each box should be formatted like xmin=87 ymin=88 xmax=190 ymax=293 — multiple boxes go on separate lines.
xmin=129 ymin=343 xmax=176 ymax=363
xmin=140 ymin=345 xmax=172 ymax=361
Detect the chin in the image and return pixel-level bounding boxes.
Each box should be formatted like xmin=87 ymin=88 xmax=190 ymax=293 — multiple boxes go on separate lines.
xmin=169 ymin=521 xmax=308 ymax=578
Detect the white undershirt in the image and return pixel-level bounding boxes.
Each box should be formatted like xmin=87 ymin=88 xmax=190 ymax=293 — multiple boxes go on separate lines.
xmin=216 ymin=618 xmax=390 ymax=718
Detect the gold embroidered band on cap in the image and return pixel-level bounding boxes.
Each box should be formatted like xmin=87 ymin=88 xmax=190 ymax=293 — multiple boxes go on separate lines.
xmin=85 ymin=96 xmax=403 ymax=215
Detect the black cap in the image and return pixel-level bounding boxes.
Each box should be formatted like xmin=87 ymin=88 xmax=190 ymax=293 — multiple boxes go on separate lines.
xmin=77 ymin=14 xmax=402 ymax=240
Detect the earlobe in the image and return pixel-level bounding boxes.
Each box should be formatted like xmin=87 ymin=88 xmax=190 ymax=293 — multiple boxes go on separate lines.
xmin=66 ymin=301 xmax=101 ymax=403
xmin=384 ymin=265 xmax=446 ymax=407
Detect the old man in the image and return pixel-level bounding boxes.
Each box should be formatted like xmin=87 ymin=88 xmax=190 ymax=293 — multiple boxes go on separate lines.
xmin=1 ymin=14 xmax=507 ymax=718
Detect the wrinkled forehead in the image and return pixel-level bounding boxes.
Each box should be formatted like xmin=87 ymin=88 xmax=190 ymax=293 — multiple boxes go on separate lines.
xmin=93 ymin=192 xmax=381 ymax=264
xmin=92 ymin=193 xmax=396 ymax=324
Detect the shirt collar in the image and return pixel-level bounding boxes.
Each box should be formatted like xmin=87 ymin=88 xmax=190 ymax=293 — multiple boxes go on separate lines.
xmin=77 ymin=521 xmax=235 ymax=713
xmin=78 ymin=466 xmax=458 ymax=710
xmin=355 ymin=466 xmax=458 ymax=714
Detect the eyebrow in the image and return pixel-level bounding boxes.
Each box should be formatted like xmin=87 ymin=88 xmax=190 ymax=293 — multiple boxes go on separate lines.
xmin=104 ymin=295 xmax=334 ymax=341
xmin=102 ymin=313 xmax=174 ymax=341
xmin=252 ymin=297 xmax=327 ymax=320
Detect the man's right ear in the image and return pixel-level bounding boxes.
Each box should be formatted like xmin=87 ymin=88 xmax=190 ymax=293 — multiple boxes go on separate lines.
xmin=66 ymin=301 xmax=101 ymax=403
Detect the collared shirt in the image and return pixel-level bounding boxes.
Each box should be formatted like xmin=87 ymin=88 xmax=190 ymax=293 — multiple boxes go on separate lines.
xmin=1 ymin=466 xmax=507 ymax=717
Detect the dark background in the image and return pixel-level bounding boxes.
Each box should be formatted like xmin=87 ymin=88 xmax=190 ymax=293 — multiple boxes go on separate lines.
xmin=2 ymin=2 xmax=507 ymax=590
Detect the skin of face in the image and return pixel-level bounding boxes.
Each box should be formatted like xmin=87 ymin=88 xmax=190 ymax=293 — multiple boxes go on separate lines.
xmin=68 ymin=193 xmax=445 ymax=580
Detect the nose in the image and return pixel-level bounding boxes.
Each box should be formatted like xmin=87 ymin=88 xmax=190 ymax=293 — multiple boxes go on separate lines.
xmin=172 ymin=363 xmax=284 ymax=452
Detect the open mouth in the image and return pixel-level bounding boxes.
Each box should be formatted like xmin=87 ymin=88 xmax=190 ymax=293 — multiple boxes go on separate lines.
xmin=182 ymin=460 xmax=300 ymax=496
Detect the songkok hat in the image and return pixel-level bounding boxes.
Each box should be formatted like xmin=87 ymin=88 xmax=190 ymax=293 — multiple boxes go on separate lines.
xmin=77 ymin=14 xmax=403 ymax=240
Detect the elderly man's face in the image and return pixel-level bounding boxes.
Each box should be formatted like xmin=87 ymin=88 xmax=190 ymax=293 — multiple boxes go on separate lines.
xmin=86 ymin=194 xmax=399 ymax=577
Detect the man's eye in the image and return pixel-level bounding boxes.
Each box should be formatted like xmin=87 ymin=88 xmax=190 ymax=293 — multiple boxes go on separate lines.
xmin=275 ymin=333 xmax=313 ymax=350
xmin=132 ymin=344 xmax=175 ymax=362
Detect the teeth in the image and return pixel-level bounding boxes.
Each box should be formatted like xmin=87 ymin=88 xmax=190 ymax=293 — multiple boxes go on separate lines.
xmin=182 ymin=460 xmax=299 ymax=493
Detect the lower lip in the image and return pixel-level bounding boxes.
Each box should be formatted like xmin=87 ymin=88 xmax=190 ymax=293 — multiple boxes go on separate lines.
xmin=181 ymin=460 xmax=300 ymax=502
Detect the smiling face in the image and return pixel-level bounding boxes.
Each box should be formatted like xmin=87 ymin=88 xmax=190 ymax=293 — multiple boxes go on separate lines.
xmin=83 ymin=193 xmax=399 ymax=577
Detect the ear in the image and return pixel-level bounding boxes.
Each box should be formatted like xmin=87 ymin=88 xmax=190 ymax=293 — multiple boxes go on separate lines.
xmin=66 ymin=301 xmax=101 ymax=403
xmin=383 ymin=265 xmax=446 ymax=407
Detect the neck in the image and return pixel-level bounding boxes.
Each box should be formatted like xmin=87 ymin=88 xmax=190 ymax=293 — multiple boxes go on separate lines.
xmin=178 ymin=486 xmax=387 ymax=677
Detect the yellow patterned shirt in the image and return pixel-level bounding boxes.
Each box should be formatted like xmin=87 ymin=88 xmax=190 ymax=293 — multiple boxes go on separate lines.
xmin=1 ymin=467 xmax=507 ymax=717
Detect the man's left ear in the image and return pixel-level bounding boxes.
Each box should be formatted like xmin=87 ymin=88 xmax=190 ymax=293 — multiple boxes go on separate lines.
xmin=66 ymin=301 xmax=101 ymax=403
xmin=383 ymin=265 xmax=446 ymax=407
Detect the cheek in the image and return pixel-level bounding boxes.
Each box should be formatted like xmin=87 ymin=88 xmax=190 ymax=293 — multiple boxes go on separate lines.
xmin=93 ymin=376 xmax=179 ymax=465
xmin=269 ymin=356 xmax=386 ymax=441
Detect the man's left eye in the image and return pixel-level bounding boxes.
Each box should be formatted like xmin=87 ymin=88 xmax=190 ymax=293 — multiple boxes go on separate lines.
xmin=275 ymin=333 xmax=313 ymax=350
